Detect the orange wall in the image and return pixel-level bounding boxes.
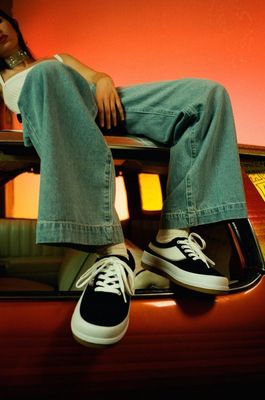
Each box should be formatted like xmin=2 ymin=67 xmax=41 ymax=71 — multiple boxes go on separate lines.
xmin=12 ymin=0 xmax=265 ymax=145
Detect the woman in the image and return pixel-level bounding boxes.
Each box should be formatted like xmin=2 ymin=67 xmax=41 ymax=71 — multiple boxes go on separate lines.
xmin=0 ymin=10 xmax=248 ymax=346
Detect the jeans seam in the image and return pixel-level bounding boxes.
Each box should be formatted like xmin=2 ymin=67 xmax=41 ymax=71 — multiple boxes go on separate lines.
xmin=37 ymin=221 xmax=122 ymax=227
xmin=103 ymin=151 xmax=113 ymax=224
xmin=125 ymin=106 xmax=195 ymax=118
xmin=186 ymin=123 xmax=197 ymax=224
xmin=20 ymin=109 xmax=41 ymax=150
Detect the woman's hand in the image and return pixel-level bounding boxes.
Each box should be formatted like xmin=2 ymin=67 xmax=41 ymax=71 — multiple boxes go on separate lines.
xmin=56 ymin=54 xmax=124 ymax=129
xmin=95 ymin=74 xmax=124 ymax=129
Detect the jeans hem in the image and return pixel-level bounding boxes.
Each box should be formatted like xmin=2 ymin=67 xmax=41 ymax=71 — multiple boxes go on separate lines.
xmin=160 ymin=203 xmax=248 ymax=228
xmin=36 ymin=221 xmax=124 ymax=246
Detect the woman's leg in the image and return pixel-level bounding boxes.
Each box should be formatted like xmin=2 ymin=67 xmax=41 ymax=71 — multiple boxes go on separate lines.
xmin=19 ymin=61 xmax=134 ymax=346
xmin=118 ymin=78 xmax=247 ymax=228
xmin=118 ymin=78 xmax=247 ymax=293
xmin=18 ymin=61 xmax=124 ymax=247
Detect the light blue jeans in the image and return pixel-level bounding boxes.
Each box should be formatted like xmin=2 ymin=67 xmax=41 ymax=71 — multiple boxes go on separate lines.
xmin=18 ymin=61 xmax=247 ymax=246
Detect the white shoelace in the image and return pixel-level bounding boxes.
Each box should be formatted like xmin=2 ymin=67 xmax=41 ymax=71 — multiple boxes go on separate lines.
xmin=75 ymin=257 xmax=135 ymax=303
xmin=177 ymin=232 xmax=215 ymax=268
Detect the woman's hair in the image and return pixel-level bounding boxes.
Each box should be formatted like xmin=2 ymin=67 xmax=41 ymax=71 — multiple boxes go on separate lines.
xmin=0 ymin=9 xmax=34 ymax=70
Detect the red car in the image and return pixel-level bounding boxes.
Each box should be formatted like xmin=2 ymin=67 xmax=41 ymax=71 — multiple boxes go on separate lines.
xmin=0 ymin=130 xmax=265 ymax=399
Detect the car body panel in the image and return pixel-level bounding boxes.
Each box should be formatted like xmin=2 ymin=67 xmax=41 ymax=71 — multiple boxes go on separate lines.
xmin=1 ymin=285 xmax=265 ymax=398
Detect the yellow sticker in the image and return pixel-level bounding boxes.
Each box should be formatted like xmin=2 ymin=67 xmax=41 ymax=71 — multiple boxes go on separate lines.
xmin=248 ymin=173 xmax=265 ymax=201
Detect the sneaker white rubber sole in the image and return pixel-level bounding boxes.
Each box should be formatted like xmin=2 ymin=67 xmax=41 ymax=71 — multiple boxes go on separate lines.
xmin=71 ymin=293 xmax=130 ymax=347
xmin=141 ymin=251 xmax=229 ymax=294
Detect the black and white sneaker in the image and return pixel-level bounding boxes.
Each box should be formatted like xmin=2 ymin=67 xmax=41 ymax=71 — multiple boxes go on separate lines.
xmin=71 ymin=252 xmax=135 ymax=346
xmin=141 ymin=232 xmax=229 ymax=294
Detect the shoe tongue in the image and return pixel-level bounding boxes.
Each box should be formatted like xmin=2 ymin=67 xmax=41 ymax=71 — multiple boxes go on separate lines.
xmin=173 ymin=232 xmax=189 ymax=242
xmin=178 ymin=232 xmax=189 ymax=238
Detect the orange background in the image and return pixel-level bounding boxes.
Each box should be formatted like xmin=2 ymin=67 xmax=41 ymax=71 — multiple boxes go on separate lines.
xmin=12 ymin=0 xmax=265 ymax=146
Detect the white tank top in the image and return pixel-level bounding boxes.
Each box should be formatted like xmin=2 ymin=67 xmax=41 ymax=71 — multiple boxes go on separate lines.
xmin=0 ymin=54 xmax=63 ymax=114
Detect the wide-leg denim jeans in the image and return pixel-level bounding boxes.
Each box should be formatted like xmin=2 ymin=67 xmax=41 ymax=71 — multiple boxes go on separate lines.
xmin=18 ymin=61 xmax=247 ymax=246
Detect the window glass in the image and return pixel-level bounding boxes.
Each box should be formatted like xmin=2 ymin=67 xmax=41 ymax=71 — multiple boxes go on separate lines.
xmin=138 ymin=173 xmax=163 ymax=211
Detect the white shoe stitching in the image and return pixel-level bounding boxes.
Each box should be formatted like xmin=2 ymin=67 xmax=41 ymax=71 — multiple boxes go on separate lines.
xmin=75 ymin=257 xmax=135 ymax=303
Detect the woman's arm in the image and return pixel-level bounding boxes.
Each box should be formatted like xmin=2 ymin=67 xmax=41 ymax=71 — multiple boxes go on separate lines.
xmin=58 ymin=53 xmax=124 ymax=129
